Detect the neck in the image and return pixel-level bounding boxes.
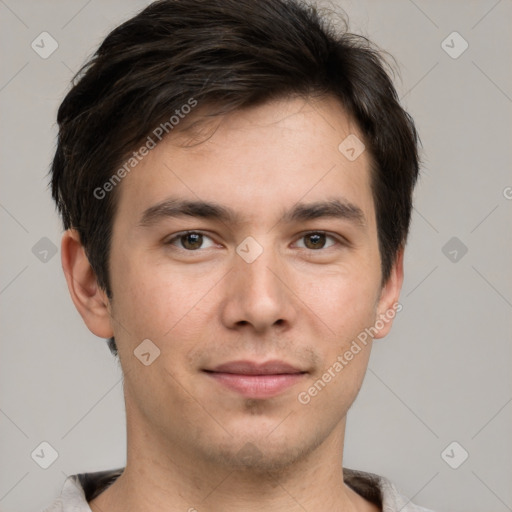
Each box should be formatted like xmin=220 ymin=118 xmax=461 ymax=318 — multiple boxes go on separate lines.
xmin=89 ymin=397 xmax=377 ymax=512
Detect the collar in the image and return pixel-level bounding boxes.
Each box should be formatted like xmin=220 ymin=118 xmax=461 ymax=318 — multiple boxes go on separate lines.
xmin=45 ymin=467 xmax=434 ymax=512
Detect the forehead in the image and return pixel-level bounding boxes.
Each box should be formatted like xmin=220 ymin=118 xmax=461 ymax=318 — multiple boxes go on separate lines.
xmin=113 ymin=95 xmax=374 ymax=228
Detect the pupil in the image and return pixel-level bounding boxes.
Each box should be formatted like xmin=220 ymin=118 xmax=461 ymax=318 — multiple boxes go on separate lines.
xmin=306 ymin=233 xmax=325 ymax=249
xmin=183 ymin=233 xmax=202 ymax=250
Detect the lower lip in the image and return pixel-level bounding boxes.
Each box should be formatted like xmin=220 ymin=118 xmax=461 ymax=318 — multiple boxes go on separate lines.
xmin=204 ymin=372 xmax=306 ymax=399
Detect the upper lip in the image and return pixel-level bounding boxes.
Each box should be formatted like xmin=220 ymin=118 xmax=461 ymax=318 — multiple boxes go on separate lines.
xmin=205 ymin=360 xmax=306 ymax=375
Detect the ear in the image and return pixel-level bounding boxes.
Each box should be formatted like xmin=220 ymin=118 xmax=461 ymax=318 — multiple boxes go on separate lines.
xmin=61 ymin=229 xmax=114 ymax=338
xmin=373 ymin=247 xmax=404 ymax=340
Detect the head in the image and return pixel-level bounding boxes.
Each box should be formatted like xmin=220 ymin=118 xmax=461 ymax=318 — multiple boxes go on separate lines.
xmin=53 ymin=0 xmax=419 ymax=474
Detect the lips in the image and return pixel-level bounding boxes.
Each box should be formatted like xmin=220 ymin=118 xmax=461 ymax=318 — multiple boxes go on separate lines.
xmin=203 ymin=360 xmax=307 ymax=398
xmin=206 ymin=360 xmax=305 ymax=375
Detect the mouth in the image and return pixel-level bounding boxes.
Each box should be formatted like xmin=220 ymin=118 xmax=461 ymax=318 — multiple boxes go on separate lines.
xmin=202 ymin=360 xmax=308 ymax=399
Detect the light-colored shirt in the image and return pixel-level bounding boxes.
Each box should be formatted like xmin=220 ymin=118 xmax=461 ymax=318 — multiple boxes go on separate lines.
xmin=42 ymin=467 xmax=435 ymax=511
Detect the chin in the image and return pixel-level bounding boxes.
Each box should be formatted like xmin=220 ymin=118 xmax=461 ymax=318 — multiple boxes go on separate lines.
xmin=201 ymin=430 xmax=319 ymax=476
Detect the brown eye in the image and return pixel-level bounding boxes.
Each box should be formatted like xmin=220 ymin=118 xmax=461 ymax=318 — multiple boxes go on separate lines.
xmin=167 ymin=231 xmax=217 ymax=250
xmin=303 ymin=232 xmax=327 ymax=249
xmin=180 ymin=232 xmax=203 ymax=250
xmin=295 ymin=232 xmax=338 ymax=250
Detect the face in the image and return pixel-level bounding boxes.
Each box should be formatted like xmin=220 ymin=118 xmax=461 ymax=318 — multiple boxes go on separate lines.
xmin=104 ymin=96 xmax=402 ymax=473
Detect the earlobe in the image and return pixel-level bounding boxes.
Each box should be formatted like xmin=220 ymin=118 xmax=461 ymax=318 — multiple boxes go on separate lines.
xmin=374 ymin=247 xmax=405 ymax=340
xmin=61 ymin=229 xmax=114 ymax=339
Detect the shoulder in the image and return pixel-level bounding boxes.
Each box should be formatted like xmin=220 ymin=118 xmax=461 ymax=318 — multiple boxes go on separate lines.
xmin=344 ymin=468 xmax=437 ymax=512
xmin=41 ymin=468 xmax=124 ymax=512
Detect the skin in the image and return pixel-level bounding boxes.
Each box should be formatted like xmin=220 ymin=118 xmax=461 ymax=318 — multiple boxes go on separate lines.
xmin=62 ymin=95 xmax=403 ymax=512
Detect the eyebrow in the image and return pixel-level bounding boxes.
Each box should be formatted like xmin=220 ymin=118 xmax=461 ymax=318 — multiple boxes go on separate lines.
xmin=283 ymin=199 xmax=366 ymax=226
xmin=137 ymin=197 xmax=366 ymax=228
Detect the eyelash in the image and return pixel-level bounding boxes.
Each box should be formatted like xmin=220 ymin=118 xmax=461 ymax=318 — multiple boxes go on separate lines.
xmin=165 ymin=230 xmax=344 ymax=251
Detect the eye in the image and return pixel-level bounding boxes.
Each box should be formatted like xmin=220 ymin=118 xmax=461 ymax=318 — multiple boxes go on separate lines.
xmin=166 ymin=231 xmax=217 ymax=250
xmin=294 ymin=232 xmax=338 ymax=250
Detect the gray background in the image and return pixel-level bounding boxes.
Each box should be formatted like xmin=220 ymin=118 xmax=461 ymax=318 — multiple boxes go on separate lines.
xmin=1 ymin=1 xmax=511 ymax=511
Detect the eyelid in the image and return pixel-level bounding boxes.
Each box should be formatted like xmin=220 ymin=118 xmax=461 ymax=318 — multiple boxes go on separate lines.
xmin=165 ymin=230 xmax=219 ymax=249
xmin=292 ymin=230 xmax=347 ymax=249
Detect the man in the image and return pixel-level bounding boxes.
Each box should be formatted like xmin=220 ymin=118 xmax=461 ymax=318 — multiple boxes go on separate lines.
xmin=45 ymin=0 xmax=433 ymax=510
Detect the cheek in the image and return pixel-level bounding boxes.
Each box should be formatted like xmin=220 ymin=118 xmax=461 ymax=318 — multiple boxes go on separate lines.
xmin=109 ymin=251 xmax=220 ymax=347
xmin=295 ymin=267 xmax=379 ymax=392
xmin=297 ymin=264 xmax=380 ymax=333
xmin=296 ymin=298 xmax=375 ymax=416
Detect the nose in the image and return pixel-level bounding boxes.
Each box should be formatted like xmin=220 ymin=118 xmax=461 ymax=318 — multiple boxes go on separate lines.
xmin=219 ymin=241 xmax=297 ymax=334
